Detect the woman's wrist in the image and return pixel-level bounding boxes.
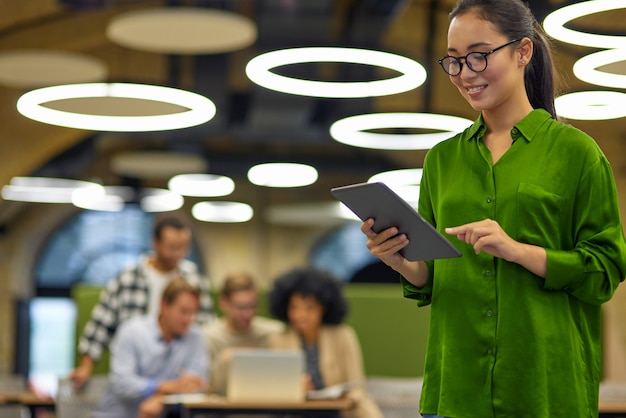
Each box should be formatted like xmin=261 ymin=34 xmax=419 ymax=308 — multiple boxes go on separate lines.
xmin=398 ymin=260 xmax=429 ymax=288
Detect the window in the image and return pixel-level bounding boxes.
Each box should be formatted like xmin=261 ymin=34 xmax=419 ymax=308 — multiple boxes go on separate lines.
xmin=28 ymin=297 xmax=76 ymax=398
xmin=309 ymin=222 xmax=378 ymax=281
xmin=35 ymin=206 xmax=201 ymax=289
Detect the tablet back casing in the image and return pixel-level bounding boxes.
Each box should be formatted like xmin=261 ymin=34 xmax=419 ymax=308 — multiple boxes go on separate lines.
xmin=331 ymin=182 xmax=461 ymax=261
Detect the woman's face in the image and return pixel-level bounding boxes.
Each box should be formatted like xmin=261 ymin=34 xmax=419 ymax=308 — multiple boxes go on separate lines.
xmin=446 ymin=11 xmax=525 ymax=113
xmin=287 ymin=293 xmax=324 ymax=337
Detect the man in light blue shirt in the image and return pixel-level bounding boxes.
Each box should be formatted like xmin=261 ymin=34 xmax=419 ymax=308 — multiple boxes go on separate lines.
xmin=93 ymin=278 xmax=208 ymax=418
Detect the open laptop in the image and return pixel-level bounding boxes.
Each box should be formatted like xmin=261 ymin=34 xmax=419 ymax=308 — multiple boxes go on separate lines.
xmin=227 ymin=349 xmax=305 ymax=403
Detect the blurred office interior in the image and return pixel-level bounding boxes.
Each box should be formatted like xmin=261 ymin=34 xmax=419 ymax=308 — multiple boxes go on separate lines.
xmin=0 ymin=0 xmax=625 ymax=393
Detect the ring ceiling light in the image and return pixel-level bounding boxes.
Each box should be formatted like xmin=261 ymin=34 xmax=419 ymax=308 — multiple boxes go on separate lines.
xmin=107 ymin=8 xmax=257 ymax=54
xmin=0 ymin=50 xmax=107 ymax=88
xmin=248 ymin=163 xmax=318 ymax=188
xmin=543 ymin=0 xmax=626 ymax=48
xmin=246 ymin=47 xmax=426 ymax=98
xmin=368 ymin=168 xmax=423 ymax=187
xmin=72 ymin=186 xmax=134 ymax=212
xmin=17 ymin=83 xmax=216 ymax=132
xmin=1 ymin=177 xmax=103 ymax=204
xmin=72 ymin=186 xmax=184 ymax=212
xmin=168 ymin=174 xmax=235 ymax=197
xmin=192 ymin=201 xmax=253 ymax=223
xmin=573 ymin=49 xmax=626 ymax=89
xmin=330 ymin=113 xmax=473 ymax=150
xmin=555 ymin=91 xmax=626 ymax=121
xmin=368 ymin=168 xmax=423 ymax=207
xmin=140 ymin=188 xmax=184 ymax=213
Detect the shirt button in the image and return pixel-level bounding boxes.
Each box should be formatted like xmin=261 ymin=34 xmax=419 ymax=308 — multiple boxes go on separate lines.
xmin=486 ymin=196 xmax=493 ymax=203
xmin=486 ymin=310 xmax=493 ymax=317
xmin=511 ymin=127 xmax=519 ymax=136
xmin=487 ymin=348 xmax=494 ymax=355
xmin=485 ymin=270 xmax=492 ymax=277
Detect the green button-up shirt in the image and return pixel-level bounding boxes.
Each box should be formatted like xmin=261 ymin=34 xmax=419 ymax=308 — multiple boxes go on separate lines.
xmin=403 ymin=109 xmax=626 ymax=418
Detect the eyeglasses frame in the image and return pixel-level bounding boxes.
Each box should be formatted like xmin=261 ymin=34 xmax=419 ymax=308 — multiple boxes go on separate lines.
xmin=438 ymin=38 xmax=523 ymax=76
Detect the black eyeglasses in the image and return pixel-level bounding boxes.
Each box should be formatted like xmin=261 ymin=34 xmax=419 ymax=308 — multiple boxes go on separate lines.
xmin=438 ymin=38 xmax=522 ymax=76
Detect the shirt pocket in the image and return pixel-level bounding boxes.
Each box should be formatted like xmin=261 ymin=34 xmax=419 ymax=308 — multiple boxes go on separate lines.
xmin=516 ymin=182 xmax=565 ymax=247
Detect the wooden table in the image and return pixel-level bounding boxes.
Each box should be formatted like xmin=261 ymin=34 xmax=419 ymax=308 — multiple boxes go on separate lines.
xmin=168 ymin=394 xmax=354 ymax=418
xmin=599 ymin=400 xmax=626 ymax=418
xmin=16 ymin=392 xmax=55 ymax=406
xmin=6 ymin=392 xmax=55 ymax=417
xmin=0 ymin=391 xmax=29 ymax=405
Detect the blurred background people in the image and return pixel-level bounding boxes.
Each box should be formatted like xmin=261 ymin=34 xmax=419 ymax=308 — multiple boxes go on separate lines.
xmin=92 ymin=278 xmax=208 ymax=418
xmin=268 ymin=266 xmax=383 ymax=418
xmin=203 ymin=271 xmax=283 ymax=395
xmin=71 ymin=216 xmax=215 ymax=388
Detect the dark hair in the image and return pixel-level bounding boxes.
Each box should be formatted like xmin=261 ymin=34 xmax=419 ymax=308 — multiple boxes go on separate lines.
xmin=269 ymin=266 xmax=348 ymax=325
xmin=449 ymin=0 xmax=559 ymax=119
xmin=161 ymin=277 xmax=201 ymax=306
xmin=153 ymin=216 xmax=189 ymax=240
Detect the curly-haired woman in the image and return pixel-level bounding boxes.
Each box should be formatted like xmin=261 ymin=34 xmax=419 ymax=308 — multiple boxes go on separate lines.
xmin=268 ymin=266 xmax=383 ymax=418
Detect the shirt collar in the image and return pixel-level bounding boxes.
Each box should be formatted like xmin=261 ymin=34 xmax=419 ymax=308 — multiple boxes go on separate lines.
xmin=514 ymin=108 xmax=552 ymax=142
xmin=463 ymin=113 xmax=486 ymax=141
xmin=146 ymin=315 xmax=166 ymax=342
xmin=463 ymin=108 xmax=553 ymax=143
xmin=153 ymin=316 xmax=189 ymax=343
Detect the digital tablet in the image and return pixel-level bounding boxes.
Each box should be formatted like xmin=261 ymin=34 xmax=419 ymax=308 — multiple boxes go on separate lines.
xmin=331 ymin=182 xmax=462 ymax=261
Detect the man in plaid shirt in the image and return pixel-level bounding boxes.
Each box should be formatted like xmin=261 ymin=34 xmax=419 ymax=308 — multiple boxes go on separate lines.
xmin=70 ymin=216 xmax=215 ymax=388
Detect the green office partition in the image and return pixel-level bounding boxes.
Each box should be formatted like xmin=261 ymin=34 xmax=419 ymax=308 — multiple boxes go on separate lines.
xmin=70 ymin=284 xmax=110 ymax=375
xmin=344 ymin=283 xmax=430 ymax=377
xmin=71 ymin=282 xmax=429 ymax=378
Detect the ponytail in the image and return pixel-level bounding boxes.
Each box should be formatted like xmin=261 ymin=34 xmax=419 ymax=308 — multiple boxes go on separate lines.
xmin=524 ymin=22 xmax=558 ymax=119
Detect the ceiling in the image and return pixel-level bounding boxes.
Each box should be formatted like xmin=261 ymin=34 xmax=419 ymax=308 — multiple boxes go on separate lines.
xmin=0 ymin=0 xmax=624 ymax=225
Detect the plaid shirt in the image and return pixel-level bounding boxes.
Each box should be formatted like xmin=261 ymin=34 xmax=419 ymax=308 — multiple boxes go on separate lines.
xmin=78 ymin=255 xmax=215 ymax=362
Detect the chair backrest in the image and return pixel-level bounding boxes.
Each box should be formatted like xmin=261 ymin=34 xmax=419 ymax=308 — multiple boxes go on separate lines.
xmin=56 ymin=376 xmax=108 ymax=418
